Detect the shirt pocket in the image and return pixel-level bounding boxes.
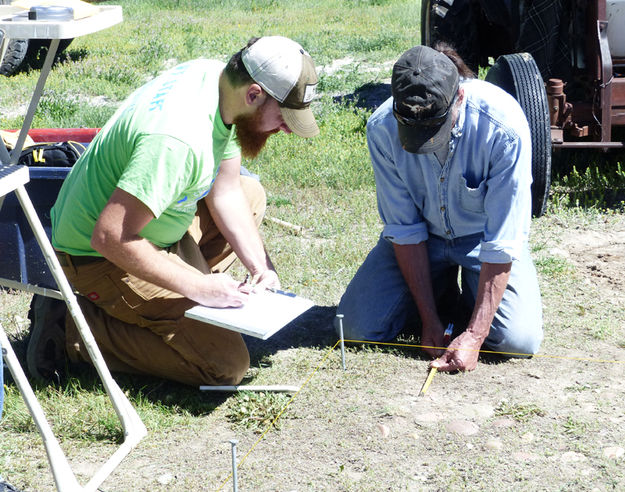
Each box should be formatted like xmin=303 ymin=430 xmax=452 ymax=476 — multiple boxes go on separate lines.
xmin=458 ymin=176 xmax=486 ymax=213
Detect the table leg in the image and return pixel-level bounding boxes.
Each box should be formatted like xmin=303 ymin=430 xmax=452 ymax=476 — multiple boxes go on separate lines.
xmin=9 ymin=38 xmax=61 ymax=164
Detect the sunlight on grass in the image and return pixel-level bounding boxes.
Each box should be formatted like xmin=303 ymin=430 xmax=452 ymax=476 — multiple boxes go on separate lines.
xmin=226 ymin=391 xmax=291 ymax=433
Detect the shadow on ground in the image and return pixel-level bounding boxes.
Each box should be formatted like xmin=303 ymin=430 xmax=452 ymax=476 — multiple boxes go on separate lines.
xmin=244 ymin=304 xmax=338 ymax=366
xmin=333 ymin=81 xmax=391 ymax=112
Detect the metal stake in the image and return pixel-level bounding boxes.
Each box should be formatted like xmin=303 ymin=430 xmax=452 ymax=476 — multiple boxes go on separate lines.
xmin=229 ymin=439 xmax=238 ymax=492
xmin=336 ymin=314 xmax=346 ymax=370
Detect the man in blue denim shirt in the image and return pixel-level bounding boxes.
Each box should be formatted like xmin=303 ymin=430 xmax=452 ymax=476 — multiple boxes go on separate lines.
xmin=337 ymin=45 xmax=543 ymax=372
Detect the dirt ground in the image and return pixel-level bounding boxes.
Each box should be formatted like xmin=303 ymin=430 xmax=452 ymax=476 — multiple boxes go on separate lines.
xmin=557 ymin=229 xmax=625 ymax=301
xmin=4 ymin=214 xmax=623 ymax=492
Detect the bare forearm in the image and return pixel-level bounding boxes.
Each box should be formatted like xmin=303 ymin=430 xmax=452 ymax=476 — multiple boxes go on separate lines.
xmin=93 ymin=232 xmax=202 ymax=298
xmin=207 ymin=184 xmax=272 ymax=276
xmin=91 ymin=187 xmax=247 ymax=308
xmin=393 ymin=241 xmax=439 ymax=326
xmin=466 ymin=262 xmax=511 ymax=341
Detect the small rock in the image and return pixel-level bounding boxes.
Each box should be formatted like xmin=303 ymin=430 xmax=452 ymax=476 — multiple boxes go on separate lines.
xmin=377 ymin=423 xmax=390 ymax=438
xmin=561 ymin=451 xmax=586 ymax=463
xmin=485 ymin=439 xmax=503 ymax=451
xmin=492 ymin=418 xmax=515 ymax=428
xmin=521 ymin=432 xmax=535 ymax=443
xmin=157 ymin=473 xmax=174 ymax=485
xmin=603 ymin=446 xmax=624 ymax=459
xmin=414 ymin=412 xmax=444 ymax=428
xmin=345 ymin=470 xmax=363 ymax=482
xmin=446 ymin=420 xmax=479 ymax=436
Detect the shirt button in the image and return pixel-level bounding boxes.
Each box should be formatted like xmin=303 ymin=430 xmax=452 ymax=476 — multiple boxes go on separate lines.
xmin=440 ymin=177 xmax=445 ymax=182
xmin=446 ymin=230 xmax=451 ymax=235
xmin=440 ymin=206 xmax=445 ymax=212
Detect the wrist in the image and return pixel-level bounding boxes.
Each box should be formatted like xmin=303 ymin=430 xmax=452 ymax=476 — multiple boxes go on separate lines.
xmin=466 ymin=324 xmax=489 ymax=344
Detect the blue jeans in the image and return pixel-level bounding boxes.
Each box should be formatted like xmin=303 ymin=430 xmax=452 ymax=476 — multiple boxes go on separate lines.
xmin=336 ymin=234 xmax=543 ymax=356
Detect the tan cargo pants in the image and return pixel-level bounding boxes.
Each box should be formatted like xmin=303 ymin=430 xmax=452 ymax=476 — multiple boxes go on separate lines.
xmin=59 ymin=176 xmax=265 ymax=386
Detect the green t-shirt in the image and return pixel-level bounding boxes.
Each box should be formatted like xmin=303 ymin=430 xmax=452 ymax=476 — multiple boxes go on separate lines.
xmin=51 ymin=59 xmax=240 ymax=255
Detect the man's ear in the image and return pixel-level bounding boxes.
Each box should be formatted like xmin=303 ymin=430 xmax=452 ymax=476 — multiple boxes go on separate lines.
xmin=245 ymin=83 xmax=266 ymax=108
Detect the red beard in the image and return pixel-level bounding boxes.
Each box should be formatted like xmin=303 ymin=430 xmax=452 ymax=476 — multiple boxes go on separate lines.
xmin=233 ymin=103 xmax=279 ymax=159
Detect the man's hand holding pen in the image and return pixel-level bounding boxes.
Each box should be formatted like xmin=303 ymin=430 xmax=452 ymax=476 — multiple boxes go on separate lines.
xmin=239 ymin=270 xmax=280 ymax=295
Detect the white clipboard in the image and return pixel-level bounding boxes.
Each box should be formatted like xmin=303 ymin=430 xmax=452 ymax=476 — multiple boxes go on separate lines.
xmin=185 ymin=289 xmax=314 ymax=340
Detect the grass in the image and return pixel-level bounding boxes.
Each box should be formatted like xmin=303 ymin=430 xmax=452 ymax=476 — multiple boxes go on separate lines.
xmin=1 ymin=0 xmax=625 ymax=490
xmin=494 ymin=401 xmax=545 ymax=423
xmin=226 ymin=392 xmax=291 ymax=433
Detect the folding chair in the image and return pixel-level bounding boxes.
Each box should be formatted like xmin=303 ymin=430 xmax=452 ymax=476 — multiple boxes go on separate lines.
xmin=0 ymin=6 xmax=146 ymax=491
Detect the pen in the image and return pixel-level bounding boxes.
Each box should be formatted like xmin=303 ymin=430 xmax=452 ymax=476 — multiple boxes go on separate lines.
xmin=243 ymin=274 xmax=257 ymax=287
xmin=266 ymin=287 xmax=296 ymax=298
xmin=419 ymin=323 xmax=454 ymax=397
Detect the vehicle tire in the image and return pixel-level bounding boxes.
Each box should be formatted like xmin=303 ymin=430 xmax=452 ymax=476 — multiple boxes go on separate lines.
xmin=25 ymin=38 xmax=74 ymax=70
xmin=486 ymin=53 xmax=552 ymax=218
xmin=420 ymin=0 xmax=480 ymax=72
xmin=0 ymin=38 xmax=29 ymax=76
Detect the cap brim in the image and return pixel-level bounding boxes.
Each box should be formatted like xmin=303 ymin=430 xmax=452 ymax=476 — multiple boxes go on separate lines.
xmin=281 ymin=106 xmax=319 ymax=138
xmin=397 ymin=110 xmax=453 ymax=154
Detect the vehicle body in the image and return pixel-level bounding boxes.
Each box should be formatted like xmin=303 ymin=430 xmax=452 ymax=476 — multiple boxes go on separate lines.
xmin=422 ymin=0 xmax=625 ymax=215
xmin=0 ymin=0 xmax=72 ymax=75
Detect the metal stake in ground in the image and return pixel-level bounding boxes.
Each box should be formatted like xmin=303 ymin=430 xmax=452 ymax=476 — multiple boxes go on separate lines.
xmin=229 ymin=439 xmax=238 ymax=492
xmin=336 ymin=314 xmax=346 ymax=370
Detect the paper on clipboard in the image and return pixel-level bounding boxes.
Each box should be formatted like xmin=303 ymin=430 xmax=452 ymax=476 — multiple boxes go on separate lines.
xmin=185 ymin=289 xmax=314 ymax=340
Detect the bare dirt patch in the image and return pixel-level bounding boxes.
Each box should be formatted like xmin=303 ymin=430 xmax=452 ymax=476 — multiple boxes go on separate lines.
xmin=3 ymin=215 xmax=624 ymax=491
xmin=557 ymin=229 xmax=625 ymax=303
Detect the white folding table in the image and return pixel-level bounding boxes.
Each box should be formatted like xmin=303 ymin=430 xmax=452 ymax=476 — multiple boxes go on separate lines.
xmin=0 ymin=6 xmax=147 ymax=491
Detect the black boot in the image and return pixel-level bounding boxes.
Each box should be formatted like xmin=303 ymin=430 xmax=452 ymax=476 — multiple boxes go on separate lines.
xmin=26 ymin=295 xmax=67 ymax=384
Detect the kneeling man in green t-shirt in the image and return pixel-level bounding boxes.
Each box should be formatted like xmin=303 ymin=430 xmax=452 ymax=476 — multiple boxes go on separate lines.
xmin=29 ymin=36 xmax=319 ymax=386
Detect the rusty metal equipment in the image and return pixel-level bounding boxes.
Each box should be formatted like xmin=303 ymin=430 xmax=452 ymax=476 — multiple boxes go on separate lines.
xmin=421 ymin=0 xmax=625 ymax=216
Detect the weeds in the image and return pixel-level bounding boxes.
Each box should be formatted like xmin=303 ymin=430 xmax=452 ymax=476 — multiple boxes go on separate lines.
xmin=495 ymin=401 xmax=545 ymax=422
xmin=551 ymin=161 xmax=625 ymax=211
xmin=534 ymin=256 xmax=574 ymax=278
xmin=562 ymin=416 xmax=589 ymax=438
xmin=226 ymin=392 xmax=291 ymax=433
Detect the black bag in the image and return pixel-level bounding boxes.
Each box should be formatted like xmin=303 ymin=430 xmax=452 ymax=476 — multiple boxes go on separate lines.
xmin=17 ymin=141 xmax=86 ymax=167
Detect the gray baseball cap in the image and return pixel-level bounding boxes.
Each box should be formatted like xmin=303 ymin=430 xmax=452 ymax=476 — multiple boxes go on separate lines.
xmin=242 ymin=36 xmax=319 ymax=138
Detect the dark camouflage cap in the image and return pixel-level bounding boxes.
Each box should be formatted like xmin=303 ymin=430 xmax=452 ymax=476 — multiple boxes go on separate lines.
xmin=391 ymin=45 xmax=459 ymax=154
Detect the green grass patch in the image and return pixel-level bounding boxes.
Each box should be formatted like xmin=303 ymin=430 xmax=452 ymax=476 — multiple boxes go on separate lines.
xmin=0 ymin=372 xmax=222 ymax=443
xmin=533 ymin=256 xmax=574 ymax=278
xmin=495 ymin=401 xmax=545 ymax=423
xmin=226 ymin=391 xmax=291 ymax=433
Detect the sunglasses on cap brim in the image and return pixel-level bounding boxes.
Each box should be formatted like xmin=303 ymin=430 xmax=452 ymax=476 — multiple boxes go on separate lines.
xmin=392 ymin=98 xmax=453 ymax=128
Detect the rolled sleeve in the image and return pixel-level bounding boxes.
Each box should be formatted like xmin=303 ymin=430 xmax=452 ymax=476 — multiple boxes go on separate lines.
xmin=382 ymin=222 xmax=429 ymax=245
xmin=478 ymin=239 xmax=520 ymax=263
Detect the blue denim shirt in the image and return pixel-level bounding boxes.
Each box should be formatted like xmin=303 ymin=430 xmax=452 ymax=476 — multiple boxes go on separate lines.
xmin=367 ymin=78 xmax=532 ymax=263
